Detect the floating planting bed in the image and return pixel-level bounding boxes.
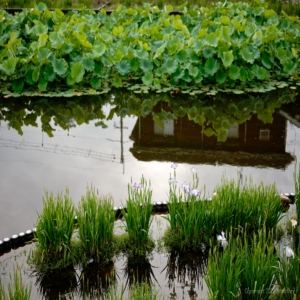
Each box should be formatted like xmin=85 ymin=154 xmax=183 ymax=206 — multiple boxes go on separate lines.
xmin=0 ymin=161 xmax=300 ymax=299
xmin=1 ymin=0 xmax=300 ymax=98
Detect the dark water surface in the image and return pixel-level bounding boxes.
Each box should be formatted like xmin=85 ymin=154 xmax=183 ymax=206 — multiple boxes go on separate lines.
xmin=0 ymin=89 xmax=299 ymax=299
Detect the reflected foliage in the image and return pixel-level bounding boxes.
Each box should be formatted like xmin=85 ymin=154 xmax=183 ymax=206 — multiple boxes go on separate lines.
xmin=0 ymin=88 xmax=295 ymax=142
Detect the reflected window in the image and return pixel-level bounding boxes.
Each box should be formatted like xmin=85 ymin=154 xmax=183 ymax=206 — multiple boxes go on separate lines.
xmin=226 ymin=123 xmax=239 ymax=139
xmin=259 ymin=129 xmax=270 ymax=140
xmin=154 ymin=120 xmax=174 ymax=136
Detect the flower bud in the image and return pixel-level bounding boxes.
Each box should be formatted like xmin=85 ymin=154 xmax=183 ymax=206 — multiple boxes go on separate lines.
xmin=31 ymin=8 xmax=34 ymax=11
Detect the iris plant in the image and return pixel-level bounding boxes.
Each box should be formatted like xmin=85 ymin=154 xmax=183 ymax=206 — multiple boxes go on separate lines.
xmin=133 ymin=183 xmax=142 ymax=189
xmin=169 ymin=178 xmax=178 ymax=184
xmin=217 ymin=231 xmax=228 ymax=247
xmin=171 ymin=163 xmax=178 ymax=169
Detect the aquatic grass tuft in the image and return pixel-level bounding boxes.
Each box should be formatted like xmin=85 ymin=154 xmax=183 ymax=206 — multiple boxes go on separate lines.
xmin=239 ymin=228 xmax=278 ymax=300
xmin=274 ymin=245 xmax=300 ymax=300
xmin=205 ymin=230 xmax=242 ymax=300
xmin=77 ymin=185 xmax=115 ymax=263
xmin=121 ymin=177 xmax=154 ymax=257
xmin=164 ymin=173 xmax=282 ymax=251
xmin=5 ymin=265 xmax=32 ymax=300
xmin=34 ymin=187 xmax=75 ymax=259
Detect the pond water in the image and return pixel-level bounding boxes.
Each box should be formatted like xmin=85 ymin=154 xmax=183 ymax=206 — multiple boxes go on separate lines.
xmin=0 ymin=89 xmax=299 ymax=299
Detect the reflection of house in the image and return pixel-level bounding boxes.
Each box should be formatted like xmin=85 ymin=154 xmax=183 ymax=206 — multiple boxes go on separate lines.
xmin=129 ymin=104 xmax=294 ymax=170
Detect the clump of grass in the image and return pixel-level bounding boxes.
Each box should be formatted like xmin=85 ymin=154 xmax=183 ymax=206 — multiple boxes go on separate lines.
xmin=77 ymin=185 xmax=115 ymax=263
xmin=163 ymin=172 xmax=209 ymax=251
xmin=205 ymin=231 xmax=243 ymax=300
xmin=121 ymin=177 xmax=154 ymax=259
xmin=1 ymin=265 xmax=32 ymax=300
xmin=208 ymin=176 xmax=282 ymax=234
xmin=239 ymin=228 xmax=277 ymax=300
xmin=274 ymin=245 xmax=300 ymax=299
xmin=205 ymin=227 xmax=278 ymax=300
xmin=28 ymin=237 xmax=83 ymax=272
xmin=163 ymin=173 xmax=282 ymax=251
xmin=34 ymin=187 xmax=75 ymax=260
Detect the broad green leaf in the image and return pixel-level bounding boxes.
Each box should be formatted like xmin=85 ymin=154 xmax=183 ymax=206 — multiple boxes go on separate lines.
xmin=175 ymin=49 xmax=188 ymax=63
xmin=261 ymin=52 xmax=272 ymax=69
xmin=229 ymin=65 xmax=240 ymax=80
xmin=203 ymin=128 xmax=215 ymax=137
xmin=244 ymin=25 xmax=255 ymax=37
xmin=241 ymin=48 xmax=255 ymax=64
xmin=113 ymin=76 xmax=122 ymax=87
xmin=133 ymin=48 xmax=149 ymax=59
xmin=71 ymin=62 xmax=85 ymax=83
xmin=221 ymin=26 xmax=230 ymax=43
xmin=222 ymin=51 xmax=234 ymax=68
xmin=2 ymin=57 xmax=18 ymax=75
xmin=216 ymin=69 xmax=227 ymax=84
xmin=38 ymin=48 xmax=51 ymax=62
xmin=92 ymin=43 xmax=107 ymax=58
xmin=35 ymin=23 xmax=48 ymax=35
xmin=44 ymin=65 xmax=56 ymax=82
xmin=240 ymin=67 xmax=247 ymax=82
xmin=38 ymin=78 xmax=48 ymax=91
xmin=283 ymin=60 xmax=297 ymax=75
xmin=204 ymin=106 xmax=216 ymax=119
xmin=276 ymin=47 xmax=286 ymax=64
xmin=218 ymin=130 xmax=227 ymax=142
xmin=189 ymin=66 xmax=199 ymax=77
xmin=13 ymin=78 xmax=24 ymax=92
xmin=91 ymin=77 xmax=102 ymax=89
xmin=220 ymin=15 xmax=230 ymax=25
xmin=116 ymin=60 xmax=131 ymax=75
xmin=83 ymin=58 xmax=95 ymax=72
xmin=204 ymin=57 xmax=219 ymax=76
xmin=113 ymin=26 xmax=123 ymax=36
xmin=142 ymin=72 xmax=154 ymax=85
xmin=140 ymin=59 xmax=153 ymax=73
xmin=206 ymin=32 xmax=219 ymax=47
xmin=163 ymin=58 xmax=178 ymax=74
xmin=52 ymin=59 xmax=68 ymax=76
xmin=36 ymin=2 xmax=47 ymax=11
xmin=32 ymin=67 xmax=39 ymax=82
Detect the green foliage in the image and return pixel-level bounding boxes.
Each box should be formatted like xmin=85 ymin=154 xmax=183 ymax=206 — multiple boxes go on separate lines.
xmin=1 ymin=1 xmax=298 ymax=95
xmin=163 ymin=173 xmax=283 ymax=251
xmin=77 ymin=186 xmax=115 ymax=263
xmin=34 ymin=187 xmax=75 ymax=259
xmin=205 ymin=228 xmax=278 ymax=300
xmin=121 ymin=177 xmax=154 ymax=256
xmin=4 ymin=266 xmax=32 ymax=300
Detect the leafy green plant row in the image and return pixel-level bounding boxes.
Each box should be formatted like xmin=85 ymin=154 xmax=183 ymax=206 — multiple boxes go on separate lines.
xmin=1 ymin=0 xmax=300 ymax=95
xmin=205 ymin=227 xmax=300 ymax=300
xmin=32 ymin=178 xmax=154 ymax=271
xmin=164 ymin=173 xmax=283 ymax=251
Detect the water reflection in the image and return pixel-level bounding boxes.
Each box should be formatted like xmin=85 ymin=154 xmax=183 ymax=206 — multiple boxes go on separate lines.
xmin=32 ymin=267 xmax=78 ymax=300
xmin=121 ymin=258 xmax=159 ymax=290
xmin=0 ymin=89 xmax=296 ymax=170
xmin=78 ymin=262 xmax=116 ymax=299
xmin=162 ymin=249 xmax=209 ymax=300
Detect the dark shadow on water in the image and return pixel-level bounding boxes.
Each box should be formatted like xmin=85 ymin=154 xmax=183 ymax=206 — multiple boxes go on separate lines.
xmin=162 ymin=247 xmax=209 ymax=299
xmin=78 ymin=261 xmax=116 ymax=299
xmin=121 ymin=257 xmax=160 ymax=290
xmin=32 ymin=266 xmax=78 ymax=300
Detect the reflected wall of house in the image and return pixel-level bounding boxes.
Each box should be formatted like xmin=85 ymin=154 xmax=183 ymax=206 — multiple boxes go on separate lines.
xmin=129 ymin=103 xmax=293 ymax=169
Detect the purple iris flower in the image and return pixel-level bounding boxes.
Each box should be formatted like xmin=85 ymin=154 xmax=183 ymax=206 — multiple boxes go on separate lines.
xmin=191 ymin=189 xmax=200 ymax=197
xmin=190 ymin=167 xmax=197 ymax=174
xmin=133 ymin=183 xmax=142 ymax=189
xmin=181 ymin=181 xmax=189 ymax=189
xmin=171 ymin=163 xmax=178 ymax=169
xmin=217 ymin=231 xmax=228 ymax=247
xmin=169 ymin=178 xmax=178 ymax=184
